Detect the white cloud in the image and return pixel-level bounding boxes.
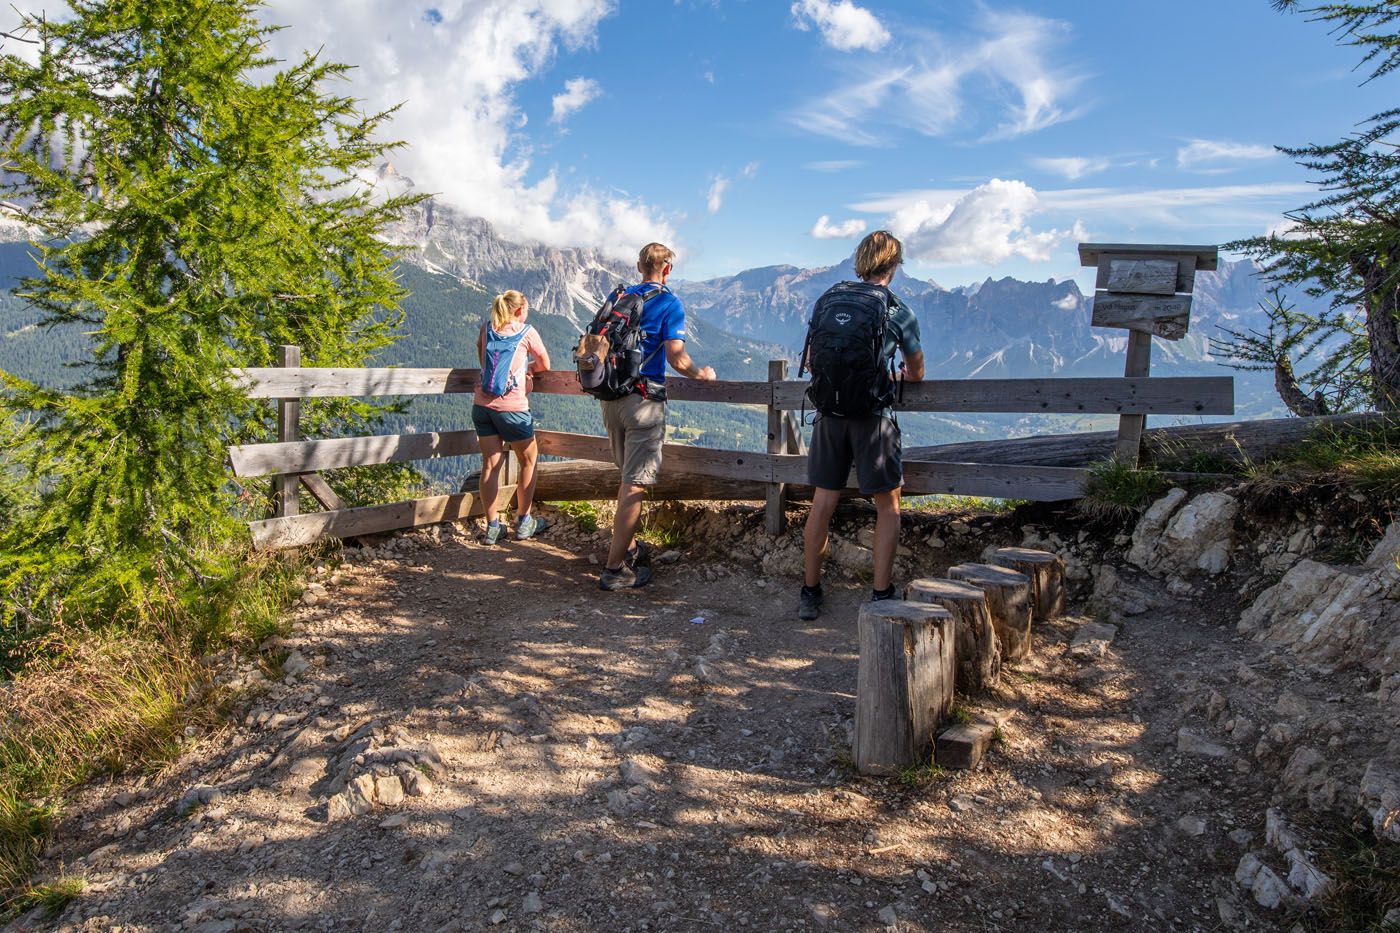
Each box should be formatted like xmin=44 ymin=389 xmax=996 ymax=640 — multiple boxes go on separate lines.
xmin=810 ymin=215 xmax=868 ymax=239
xmin=882 ymin=178 xmax=1079 ymax=265
xmin=706 ymin=175 xmax=730 ymax=214
xmin=1030 ymin=155 xmax=1111 ymax=180
xmin=740 ymin=161 xmax=760 ymax=180
xmin=551 ymin=76 xmax=601 ymax=124
xmin=791 ymin=0 xmax=890 ymax=52
xmin=1177 ymin=139 xmax=1278 ymax=171
xmin=789 ymin=12 xmax=1085 ymax=145
xmin=216 ymin=0 xmax=675 ymax=261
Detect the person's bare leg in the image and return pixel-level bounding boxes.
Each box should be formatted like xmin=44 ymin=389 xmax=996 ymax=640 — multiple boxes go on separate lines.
xmin=478 ymin=435 xmax=506 ymax=523
xmin=511 ymin=438 xmax=539 ymax=517
xmin=607 ymin=482 xmax=646 ymax=569
xmin=871 ymin=488 xmax=902 ymax=592
xmin=803 ymin=488 xmax=842 ymax=588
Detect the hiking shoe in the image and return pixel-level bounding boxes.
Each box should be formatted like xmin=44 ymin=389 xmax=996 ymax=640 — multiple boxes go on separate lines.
xmin=871 ymin=585 xmax=898 ymax=602
xmin=516 ymin=514 xmax=548 ymax=540
xmin=625 ymin=541 xmax=652 ymax=569
xmin=798 ymin=584 xmax=823 ymax=620
xmin=599 ymin=562 xmax=653 ymax=591
xmin=481 ymin=522 xmax=505 ymax=546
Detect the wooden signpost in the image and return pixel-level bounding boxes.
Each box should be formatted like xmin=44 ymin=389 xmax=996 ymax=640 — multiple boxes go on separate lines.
xmin=1079 ymin=244 xmax=1220 ymax=465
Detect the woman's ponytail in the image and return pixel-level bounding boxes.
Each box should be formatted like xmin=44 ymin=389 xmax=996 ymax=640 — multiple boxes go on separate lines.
xmin=490 ymin=290 xmax=526 ymax=331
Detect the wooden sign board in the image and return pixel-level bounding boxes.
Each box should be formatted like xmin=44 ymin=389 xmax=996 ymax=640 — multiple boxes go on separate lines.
xmin=1091 ymin=293 xmax=1193 ymax=339
xmin=1094 ymin=254 xmax=1197 ymax=295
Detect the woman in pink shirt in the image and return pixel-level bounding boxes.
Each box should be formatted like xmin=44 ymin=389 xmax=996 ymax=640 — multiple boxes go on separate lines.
xmin=473 ymin=290 xmax=551 ymax=544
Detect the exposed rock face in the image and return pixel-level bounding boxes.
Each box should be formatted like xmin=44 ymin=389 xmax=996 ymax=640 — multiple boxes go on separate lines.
xmin=1238 ymin=523 xmax=1400 ymax=678
xmin=1128 ymin=489 xmax=1240 ymax=577
xmin=1359 ymin=760 xmax=1400 ymax=844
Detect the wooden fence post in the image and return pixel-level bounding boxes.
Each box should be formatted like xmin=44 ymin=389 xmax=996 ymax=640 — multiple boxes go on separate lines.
xmin=765 ymin=359 xmax=788 ymax=535
xmin=1116 ymin=330 xmax=1152 ymax=465
xmin=274 ymin=344 xmax=300 ymax=519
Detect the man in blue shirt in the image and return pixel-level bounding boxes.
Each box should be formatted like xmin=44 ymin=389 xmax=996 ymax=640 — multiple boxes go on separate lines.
xmin=800 ymin=231 xmax=924 ymax=619
xmin=599 ymin=242 xmax=716 ymax=590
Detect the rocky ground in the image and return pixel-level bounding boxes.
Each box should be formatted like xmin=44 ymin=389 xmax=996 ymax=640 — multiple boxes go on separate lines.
xmin=10 ymin=490 xmax=1400 ymax=932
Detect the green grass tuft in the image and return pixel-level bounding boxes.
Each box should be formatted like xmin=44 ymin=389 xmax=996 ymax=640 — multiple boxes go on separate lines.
xmin=7 ymin=875 xmax=84 ymax=920
xmin=897 ymin=759 xmax=945 ymax=787
xmin=1312 ymin=827 xmax=1400 ymax=931
xmin=551 ymin=501 xmax=600 ymax=534
xmin=1077 ymin=457 xmax=1170 ymax=523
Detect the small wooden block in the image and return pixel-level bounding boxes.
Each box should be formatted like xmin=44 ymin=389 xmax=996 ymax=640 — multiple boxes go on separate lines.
xmin=1091 ymin=293 xmax=1193 ymax=340
xmin=936 ymin=722 xmax=996 ymax=770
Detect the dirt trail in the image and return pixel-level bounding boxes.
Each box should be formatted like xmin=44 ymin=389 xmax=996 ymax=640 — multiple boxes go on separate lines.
xmin=29 ymin=508 xmax=1291 ymax=932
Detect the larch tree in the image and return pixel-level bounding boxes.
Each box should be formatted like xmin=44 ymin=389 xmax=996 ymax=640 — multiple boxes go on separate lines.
xmin=1225 ymin=1 xmax=1400 ymax=412
xmin=0 ymin=0 xmax=421 ymax=630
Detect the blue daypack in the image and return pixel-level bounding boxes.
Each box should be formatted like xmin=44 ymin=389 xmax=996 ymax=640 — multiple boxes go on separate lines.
xmin=481 ymin=324 xmax=533 ymax=397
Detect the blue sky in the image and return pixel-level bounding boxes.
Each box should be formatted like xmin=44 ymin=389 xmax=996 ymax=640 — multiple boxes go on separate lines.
xmin=11 ymin=0 xmax=1386 ymax=288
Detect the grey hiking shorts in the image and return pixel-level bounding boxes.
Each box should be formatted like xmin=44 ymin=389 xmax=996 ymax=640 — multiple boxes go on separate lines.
xmin=601 ymin=393 xmax=666 ymax=486
xmin=807 ymin=412 xmax=902 ymax=494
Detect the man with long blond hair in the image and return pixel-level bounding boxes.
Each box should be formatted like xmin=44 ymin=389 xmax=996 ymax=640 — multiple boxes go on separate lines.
xmin=597 ymin=243 xmax=716 ymax=590
xmin=798 ymin=230 xmax=924 ymax=619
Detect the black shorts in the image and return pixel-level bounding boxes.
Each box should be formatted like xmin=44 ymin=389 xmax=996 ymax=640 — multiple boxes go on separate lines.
xmin=807 ymin=413 xmax=902 ymax=494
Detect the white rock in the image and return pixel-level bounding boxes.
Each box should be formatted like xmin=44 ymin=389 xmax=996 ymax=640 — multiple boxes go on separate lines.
xmin=1069 ymin=622 xmax=1117 ymax=660
xmin=283 ymin=649 xmax=310 ymax=677
xmin=1127 ymin=488 xmax=1189 ymax=569
xmin=619 ymin=758 xmax=661 ymax=788
xmin=877 ymin=905 xmax=898 ymax=926
xmin=1176 ymin=815 xmax=1207 ymax=837
xmin=1359 ymin=759 xmax=1400 ymax=843
xmin=1235 ymin=853 xmax=1289 ymax=909
xmin=1265 ymin=809 xmax=1300 ymax=853
xmin=1285 ymin=848 xmax=1332 ymax=899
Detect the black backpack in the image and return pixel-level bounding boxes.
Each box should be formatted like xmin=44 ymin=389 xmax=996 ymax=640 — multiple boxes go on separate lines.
xmin=573 ymin=285 xmax=667 ymax=401
xmin=799 ymin=281 xmax=898 ymax=418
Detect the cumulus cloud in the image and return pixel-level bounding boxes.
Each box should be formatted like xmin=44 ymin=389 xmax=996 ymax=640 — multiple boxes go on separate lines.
xmin=810 ymin=215 xmax=868 ymax=239
xmin=706 ymin=176 xmax=730 ymax=214
xmin=208 ymin=0 xmax=675 ymax=261
xmin=1177 ymin=139 xmax=1278 ymax=171
xmin=883 ymin=179 xmax=1080 ymax=265
xmin=790 ymin=11 xmax=1085 ymax=144
xmin=551 ymin=77 xmax=601 ymax=124
xmin=791 ymin=0 xmax=890 ymax=52
xmin=1030 ymin=155 xmax=1110 ymax=180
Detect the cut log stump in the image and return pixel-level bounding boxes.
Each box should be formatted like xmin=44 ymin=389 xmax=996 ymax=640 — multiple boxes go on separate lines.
xmin=946 ymin=563 xmax=1034 ymax=663
xmin=904 ymin=578 xmax=1002 ymax=694
xmin=854 ymin=600 xmax=956 ymax=776
xmin=989 ymin=547 xmax=1066 ymax=620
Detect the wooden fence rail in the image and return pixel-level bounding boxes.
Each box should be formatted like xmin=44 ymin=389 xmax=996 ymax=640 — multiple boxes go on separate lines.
xmin=231 ymin=351 xmax=1235 ymax=551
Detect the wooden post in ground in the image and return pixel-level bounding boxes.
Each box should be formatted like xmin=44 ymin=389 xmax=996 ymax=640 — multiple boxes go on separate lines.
xmin=274 ymin=344 xmax=301 ymax=519
xmin=946 ymin=563 xmax=1034 ymax=663
xmin=854 ymin=600 xmax=956 ymax=776
xmin=1116 ymin=330 xmax=1152 ymax=465
xmin=766 ymin=359 xmax=788 ymax=535
xmin=905 ymin=578 xmax=1002 ymax=694
xmin=989 ymin=547 xmax=1066 ymax=620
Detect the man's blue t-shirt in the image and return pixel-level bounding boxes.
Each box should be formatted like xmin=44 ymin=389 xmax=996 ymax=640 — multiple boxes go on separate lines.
xmin=625 ymin=282 xmax=686 ymax=383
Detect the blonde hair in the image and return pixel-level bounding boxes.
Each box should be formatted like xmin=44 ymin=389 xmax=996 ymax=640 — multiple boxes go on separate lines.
xmin=854 ymin=230 xmax=903 ymax=281
xmin=490 ymin=290 xmax=526 ymax=331
xmin=638 ymin=242 xmax=675 ymax=278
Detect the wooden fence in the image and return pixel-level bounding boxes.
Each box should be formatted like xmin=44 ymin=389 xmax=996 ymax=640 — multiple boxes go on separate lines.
xmin=226 ymin=353 xmax=1234 ymax=550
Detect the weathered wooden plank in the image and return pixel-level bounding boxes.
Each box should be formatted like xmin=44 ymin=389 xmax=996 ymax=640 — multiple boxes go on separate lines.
xmin=235 ymin=366 xmax=772 ymax=404
xmin=248 ymin=487 xmax=516 ymax=550
xmin=1095 ymin=253 xmax=1197 ymax=294
xmin=300 ymin=473 xmax=345 ymax=512
xmin=901 ymin=461 xmax=1088 ymax=501
xmin=535 ymin=430 xmax=616 ymax=463
xmin=275 ymin=345 xmax=300 ymax=519
xmin=771 ymin=376 xmax=1233 ymax=415
xmin=534 ymin=460 xmax=772 ymax=502
xmin=766 ymin=360 xmax=788 ymax=535
xmin=1078 ymin=242 xmax=1219 ymax=272
xmin=1099 ymin=258 xmax=1179 ymax=296
xmin=230 ymin=430 xmax=482 ymax=477
xmin=1116 ymin=331 xmax=1154 ymax=464
xmin=855 ymin=601 xmax=956 ymax=776
xmin=536 ymin=431 xmax=786 ymax=483
xmin=1092 ymin=293 xmax=1193 ymax=339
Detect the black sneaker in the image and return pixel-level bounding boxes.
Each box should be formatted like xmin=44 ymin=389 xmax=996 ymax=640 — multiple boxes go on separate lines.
xmin=798 ymin=584 xmax=823 ymax=620
xmin=625 ymin=541 xmax=652 ymax=569
xmin=599 ymin=563 xmax=653 ymax=591
xmin=871 ymin=585 xmax=898 ymax=602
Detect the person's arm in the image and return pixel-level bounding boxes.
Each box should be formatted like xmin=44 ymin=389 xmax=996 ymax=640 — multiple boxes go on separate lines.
xmin=903 ymin=350 xmax=925 ymax=382
xmin=477 ymin=327 xmax=486 ymax=367
xmin=527 ymin=331 xmax=551 ymax=373
xmin=895 ymin=300 xmax=924 ymax=381
xmin=665 ymin=339 xmax=716 ymax=381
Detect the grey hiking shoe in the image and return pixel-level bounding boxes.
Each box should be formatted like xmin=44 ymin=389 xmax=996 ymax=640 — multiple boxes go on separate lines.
xmin=798 ymin=584 xmax=823 ymax=620
xmin=481 ymin=522 xmax=505 ymax=546
xmin=599 ymin=562 xmax=652 ymax=591
xmin=516 ymin=514 xmax=549 ymax=540
xmin=626 ymin=541 xmax=652 ymax=568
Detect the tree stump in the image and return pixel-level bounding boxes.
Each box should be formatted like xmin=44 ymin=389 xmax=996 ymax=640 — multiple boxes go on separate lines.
xmin=989 ymin=547 xmax=1066 ymax=620
xmin=904 ymin=578 xmax=1002 ymax=694
xmin=946 ymin=563 xmax=1034 ymax=662
xmin=854 ymin=600 xmax=956 ymax=776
